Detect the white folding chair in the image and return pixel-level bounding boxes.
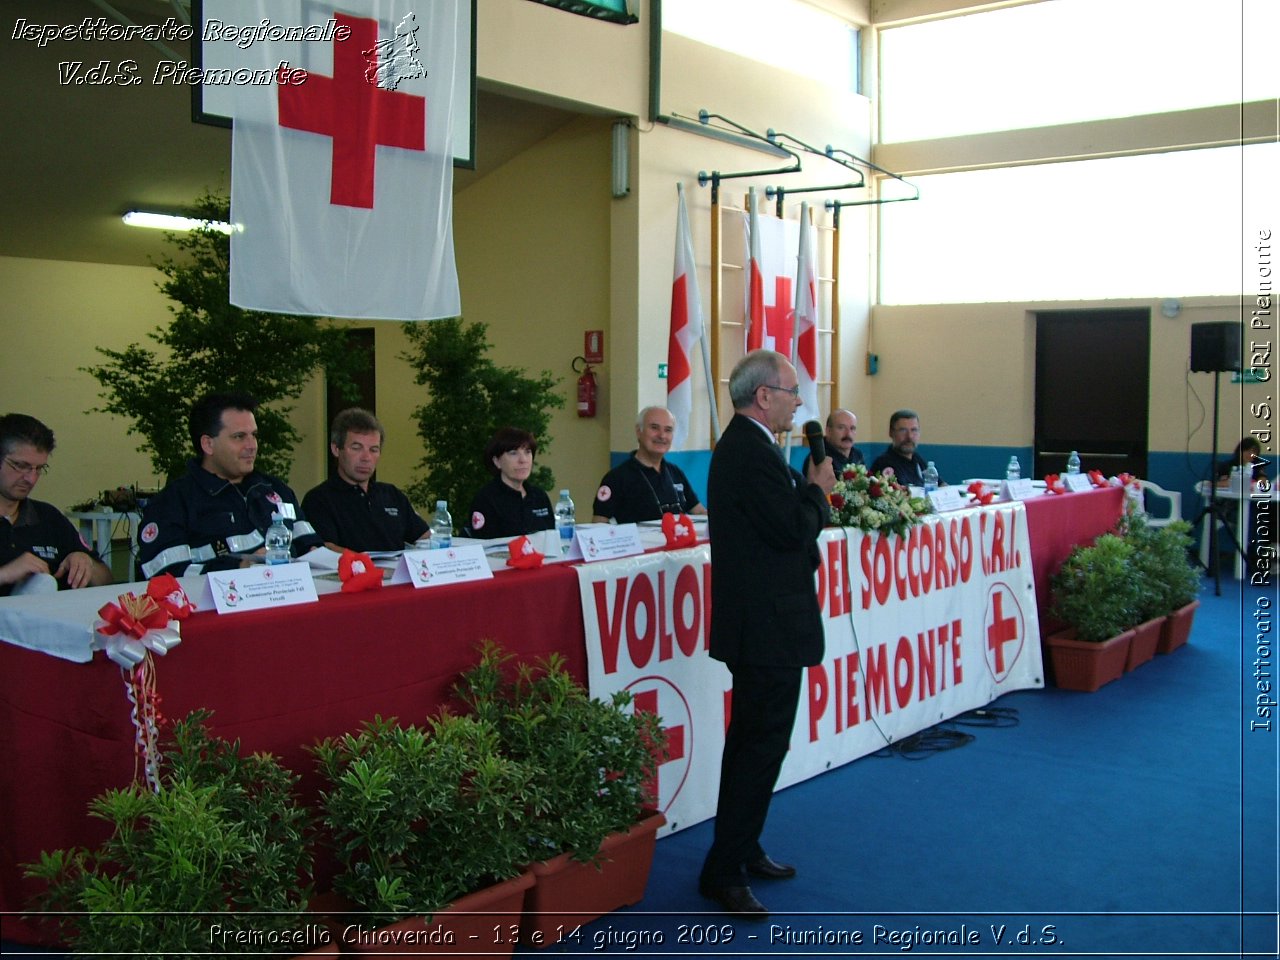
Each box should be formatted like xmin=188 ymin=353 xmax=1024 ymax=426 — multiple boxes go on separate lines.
xmin=1137 ymin=479 xmax=1182 ymax=528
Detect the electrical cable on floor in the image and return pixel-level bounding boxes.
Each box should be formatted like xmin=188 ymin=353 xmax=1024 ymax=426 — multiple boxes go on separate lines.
xmin=952 ymin=706 xmax=1020 ymax=728
xmin=872 ymin=722 xmax=975 ymax=760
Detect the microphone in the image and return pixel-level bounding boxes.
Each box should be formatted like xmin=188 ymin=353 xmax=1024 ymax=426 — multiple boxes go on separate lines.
xmin=803 ymin=420 xmax=825 ymax=466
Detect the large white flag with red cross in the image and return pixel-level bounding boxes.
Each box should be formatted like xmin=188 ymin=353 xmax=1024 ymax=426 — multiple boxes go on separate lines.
xmin=742 ymin=197 xmax=801 ymax=361
xmin=207 ymin=1 xmax=460 ymax=320
xmin=667 ymin=184 xmax=705 ymax=451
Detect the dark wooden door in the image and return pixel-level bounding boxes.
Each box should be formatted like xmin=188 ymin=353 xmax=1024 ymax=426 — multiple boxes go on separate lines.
xmin=1034 ymin=309 xmax=1150 ymax=479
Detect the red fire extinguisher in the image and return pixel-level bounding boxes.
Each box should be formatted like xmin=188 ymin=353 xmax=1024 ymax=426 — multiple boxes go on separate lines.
xmin=573 ymin=357 xmax=597 ymax=418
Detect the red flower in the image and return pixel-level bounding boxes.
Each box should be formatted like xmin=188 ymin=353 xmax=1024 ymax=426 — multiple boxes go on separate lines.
xmin=868 ymin=482 xmax=882 ymax=498
xmin=829 ymin=492 xmax=845 ymax=509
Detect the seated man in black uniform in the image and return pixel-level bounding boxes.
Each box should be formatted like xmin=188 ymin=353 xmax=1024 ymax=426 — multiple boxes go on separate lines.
xmin=302 ymin=408 xmax=428 ymax=552
xmin=592 ymin=406 xmax=707 ymax=524
xmin=868 ymin=408 xmax=941 ymax=486
xmin=138 ymin=392 xmax=322 ymax=578
xmin=0 ymin=413 xmax=112 ymax=596
xmin=804 ymin=408 xmax=863 ymax=476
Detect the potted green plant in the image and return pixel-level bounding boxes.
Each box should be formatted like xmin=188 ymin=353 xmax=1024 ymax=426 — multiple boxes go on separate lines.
xmin=310 ymin=712 xmax=536 ymax=956
xmin=1122 ymin=514 xmax=1202 ymax=654
xmin=24 ymin=711 xmax=328 ymax=957
xmin=455 ymin=642 xmax=668 ymax=947
xmin=1047 ymin=533 xmax=1143 ymax=691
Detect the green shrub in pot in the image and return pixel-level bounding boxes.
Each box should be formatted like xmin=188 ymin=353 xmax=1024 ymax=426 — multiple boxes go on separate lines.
xmin=455 ymin=641 xmax=667 ymax=864
xmin=311 ymin=712 xmax=535 ymax=924
xmin=24 ymin=711 xmax=314 ymax=957
xmin=1050 ymin=533 xmax=1143 ymax=642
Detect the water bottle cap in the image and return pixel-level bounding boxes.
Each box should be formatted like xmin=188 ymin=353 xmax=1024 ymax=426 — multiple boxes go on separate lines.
xmin=560 ymin=489 xmax=570 ymax=496
xmin=271 ymin=512 xmax=281 ymax=522
xmin=436 ymin=500 xmax=447 ymax=509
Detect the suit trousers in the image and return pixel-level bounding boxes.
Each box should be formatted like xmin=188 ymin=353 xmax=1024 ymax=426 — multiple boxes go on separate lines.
xmin=700 ymin=662 xmax=803 ymax=888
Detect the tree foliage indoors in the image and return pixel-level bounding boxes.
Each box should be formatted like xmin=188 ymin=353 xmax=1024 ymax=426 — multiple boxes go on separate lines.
xmin=401 ymin=318 xmax=564 ymax=519
xmin=83 ymin=192 xmax=365 ymax=482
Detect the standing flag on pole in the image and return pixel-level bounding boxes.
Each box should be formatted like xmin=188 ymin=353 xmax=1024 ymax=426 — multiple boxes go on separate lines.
xmin=745 ymin=187 xmax=766 ymax=351
xmin=743 ymin=201 xmax=801 ymax=358
xmin=793 ymin=203 xmax=821 ymax=424
xmin=211 ymin=0 xmax=461 ymax=321
xmin=668 ymin=183 xmax=705 ymax=450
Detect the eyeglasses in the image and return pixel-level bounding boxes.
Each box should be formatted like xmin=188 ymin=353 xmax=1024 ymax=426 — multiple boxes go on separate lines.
xmin=762 ymin=383 xmax=800 ymax=397
xmin=4 ymin=457 xmax=50 ymax=477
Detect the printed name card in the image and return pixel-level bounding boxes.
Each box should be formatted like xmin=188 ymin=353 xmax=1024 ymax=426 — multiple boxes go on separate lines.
xmin=1062 ymin=473 xmax=1094 ymax=493
xmin=1001 ymin=478 xmax=1039 ymax=501
xmin=575 ymin=523 xmax=644 ymax=563
xmin=927 ymin=486 xmax=967 ymax=513
xmin=390 ymin=545 xmax=494 ymax=587
xmin=202 ymin=562 xmax=318 ymax=614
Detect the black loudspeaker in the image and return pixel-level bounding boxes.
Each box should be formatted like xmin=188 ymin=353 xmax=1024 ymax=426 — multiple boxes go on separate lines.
xmin=1190 ymin=321 xmax=1241 ymax=373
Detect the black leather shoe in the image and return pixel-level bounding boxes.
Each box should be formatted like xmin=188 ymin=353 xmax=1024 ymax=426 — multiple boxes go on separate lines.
xmin=699 ymin=882 xmax=769 ymax=919
xmin=747 ymin=854 xmax=797 ymax=880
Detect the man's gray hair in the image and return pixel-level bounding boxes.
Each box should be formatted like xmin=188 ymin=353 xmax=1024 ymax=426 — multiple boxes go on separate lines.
xmin=728 ymin=350 xmax=787 ymax=410
xmin=330 ymin=408 xmax=385 ymax=448
xmin=636 ymin=406 xmax=673 ymax=431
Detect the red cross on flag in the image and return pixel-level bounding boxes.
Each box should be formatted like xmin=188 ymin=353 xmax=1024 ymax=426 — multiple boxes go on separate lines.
xmin=743 ymin=196 xmax=821 ymax=421
xmin=667 ymin=183 xmax=706 ymax=451
xmin=743 ymin=193 xmax=806 ymax=372
xmin=212 ymin=1 xmax=460 ymax=321
xmin=792 ymin=203 xmax=821 ymax=425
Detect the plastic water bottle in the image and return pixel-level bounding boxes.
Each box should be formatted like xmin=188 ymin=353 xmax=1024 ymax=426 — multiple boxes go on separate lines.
xmin=430 ymin=501 xmax=452 ymax=549
xmin=922 ymin=461 xmax=939 ymax=495
xmin=554 ymin=490 xmax=576 ymax=553
xmin=1066 ymin=450 xmax=1081 ymax=475
xmin=264 ymin=513 xmax=292 ymax=565
xmin=1006 ymin=456 xmax=1021 ymax=481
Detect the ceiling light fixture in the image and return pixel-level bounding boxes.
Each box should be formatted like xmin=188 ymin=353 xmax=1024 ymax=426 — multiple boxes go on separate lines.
xmin=122 ymin=211 xmax=235 ymax=234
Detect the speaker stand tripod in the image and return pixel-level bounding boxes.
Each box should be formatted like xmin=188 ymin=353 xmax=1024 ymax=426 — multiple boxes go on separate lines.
xmin=1189 ymin=369 xmax=1248 ymax=596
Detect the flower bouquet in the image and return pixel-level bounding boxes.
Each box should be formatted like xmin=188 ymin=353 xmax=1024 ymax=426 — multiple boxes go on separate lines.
xmin=827 ymin=463 xmax=932 ymax=536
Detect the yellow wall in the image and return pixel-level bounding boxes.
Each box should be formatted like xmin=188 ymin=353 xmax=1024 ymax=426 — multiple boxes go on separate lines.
xmin=0 ymin=256 xmax=173 ymax=508
xmin=869 ymin=297 xmax=1264 ymax=455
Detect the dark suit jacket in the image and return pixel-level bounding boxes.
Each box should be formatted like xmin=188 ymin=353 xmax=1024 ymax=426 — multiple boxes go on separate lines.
xmin=707 ymin=414 xmax=830 ymax=669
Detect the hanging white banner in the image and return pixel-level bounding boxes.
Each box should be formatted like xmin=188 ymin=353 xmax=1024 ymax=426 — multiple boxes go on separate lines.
xmin=577 ymin=503 xmax=1044 ymax=837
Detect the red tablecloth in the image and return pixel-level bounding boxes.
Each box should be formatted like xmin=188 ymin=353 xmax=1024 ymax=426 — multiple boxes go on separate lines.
xmin=0 ymin=488 xmax=1122 ymax=945
xmin=1022 ymin=486 xmax=1125 ymax=634
xmin=0 ymin=562 xmax=585 ymax=945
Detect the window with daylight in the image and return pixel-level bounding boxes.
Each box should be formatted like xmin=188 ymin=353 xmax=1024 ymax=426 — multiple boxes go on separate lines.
xmin=663 ymin=0 xmax=859 ymax=91
xmin=527 ymin=0 xmax=637 ymax=23
xmin=879 ymin=0 xmax=1278 ymax=143
xmin=878 ymin=143 xmax=1279 ymax=305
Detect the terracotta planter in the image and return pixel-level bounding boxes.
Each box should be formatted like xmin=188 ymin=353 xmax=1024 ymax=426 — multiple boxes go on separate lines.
xmin=520 ymin=811 xmax=667 ymax=948
xmin=1158 ymin=599 xmax=1199 ymax=654
xmin=323 ymin=871 xmax=534 ymax=957
xmin=1125 ymin=616 xmax=1164 ymax=671
xmin=1046 ymin=628 xmax=1133 ymax=692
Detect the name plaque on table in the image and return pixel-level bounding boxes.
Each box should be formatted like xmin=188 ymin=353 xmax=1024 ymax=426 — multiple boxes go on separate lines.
xmin=390 ymin=545 xmax=494 ymax=588
xmin=927 ymin=487 xmax=967 ymax=513
xmin=1001 ymin=478 xmax=1038 ymax=501
xmin=201 ymin=562 xmax=319 ymax=614
xmin=1062 ymin=473 xmax=1093 ymax=493
xmin=575 ymin=523 xmax=644 ymax=563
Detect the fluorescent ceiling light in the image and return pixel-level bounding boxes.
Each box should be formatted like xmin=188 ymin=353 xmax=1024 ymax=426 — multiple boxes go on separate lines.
xmin=122 ymin=211 xmax=235 ymax=234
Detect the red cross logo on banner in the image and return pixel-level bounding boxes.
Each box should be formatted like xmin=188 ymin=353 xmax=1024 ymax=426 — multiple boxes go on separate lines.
xmin=276 ymin=12 xmax=425 ymax=209
xmin=630 ymin=677 xmax=691 ymax=812
xmin=984 ymin=581 xmax=1025 ymax=682
xmin=763 ymin=276 xmax=794 ymax=358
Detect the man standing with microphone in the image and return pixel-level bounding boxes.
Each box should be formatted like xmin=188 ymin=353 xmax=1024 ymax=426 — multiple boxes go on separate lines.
xmin=699 ymin=350 xmax=835 ymax=919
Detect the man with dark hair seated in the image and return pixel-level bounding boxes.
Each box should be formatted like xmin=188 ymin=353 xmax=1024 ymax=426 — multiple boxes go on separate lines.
xmin=303 ymin=407 xmax=428 ymax=552
xmin=138 ymin=392 xmax=322 ymax=578
xmin=0 ymin=413 xmax=112 ymax=596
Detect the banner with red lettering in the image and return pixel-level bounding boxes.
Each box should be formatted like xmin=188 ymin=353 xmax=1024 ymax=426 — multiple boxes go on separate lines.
xmin=577 ymin=503 xmax=1044 ymax=837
